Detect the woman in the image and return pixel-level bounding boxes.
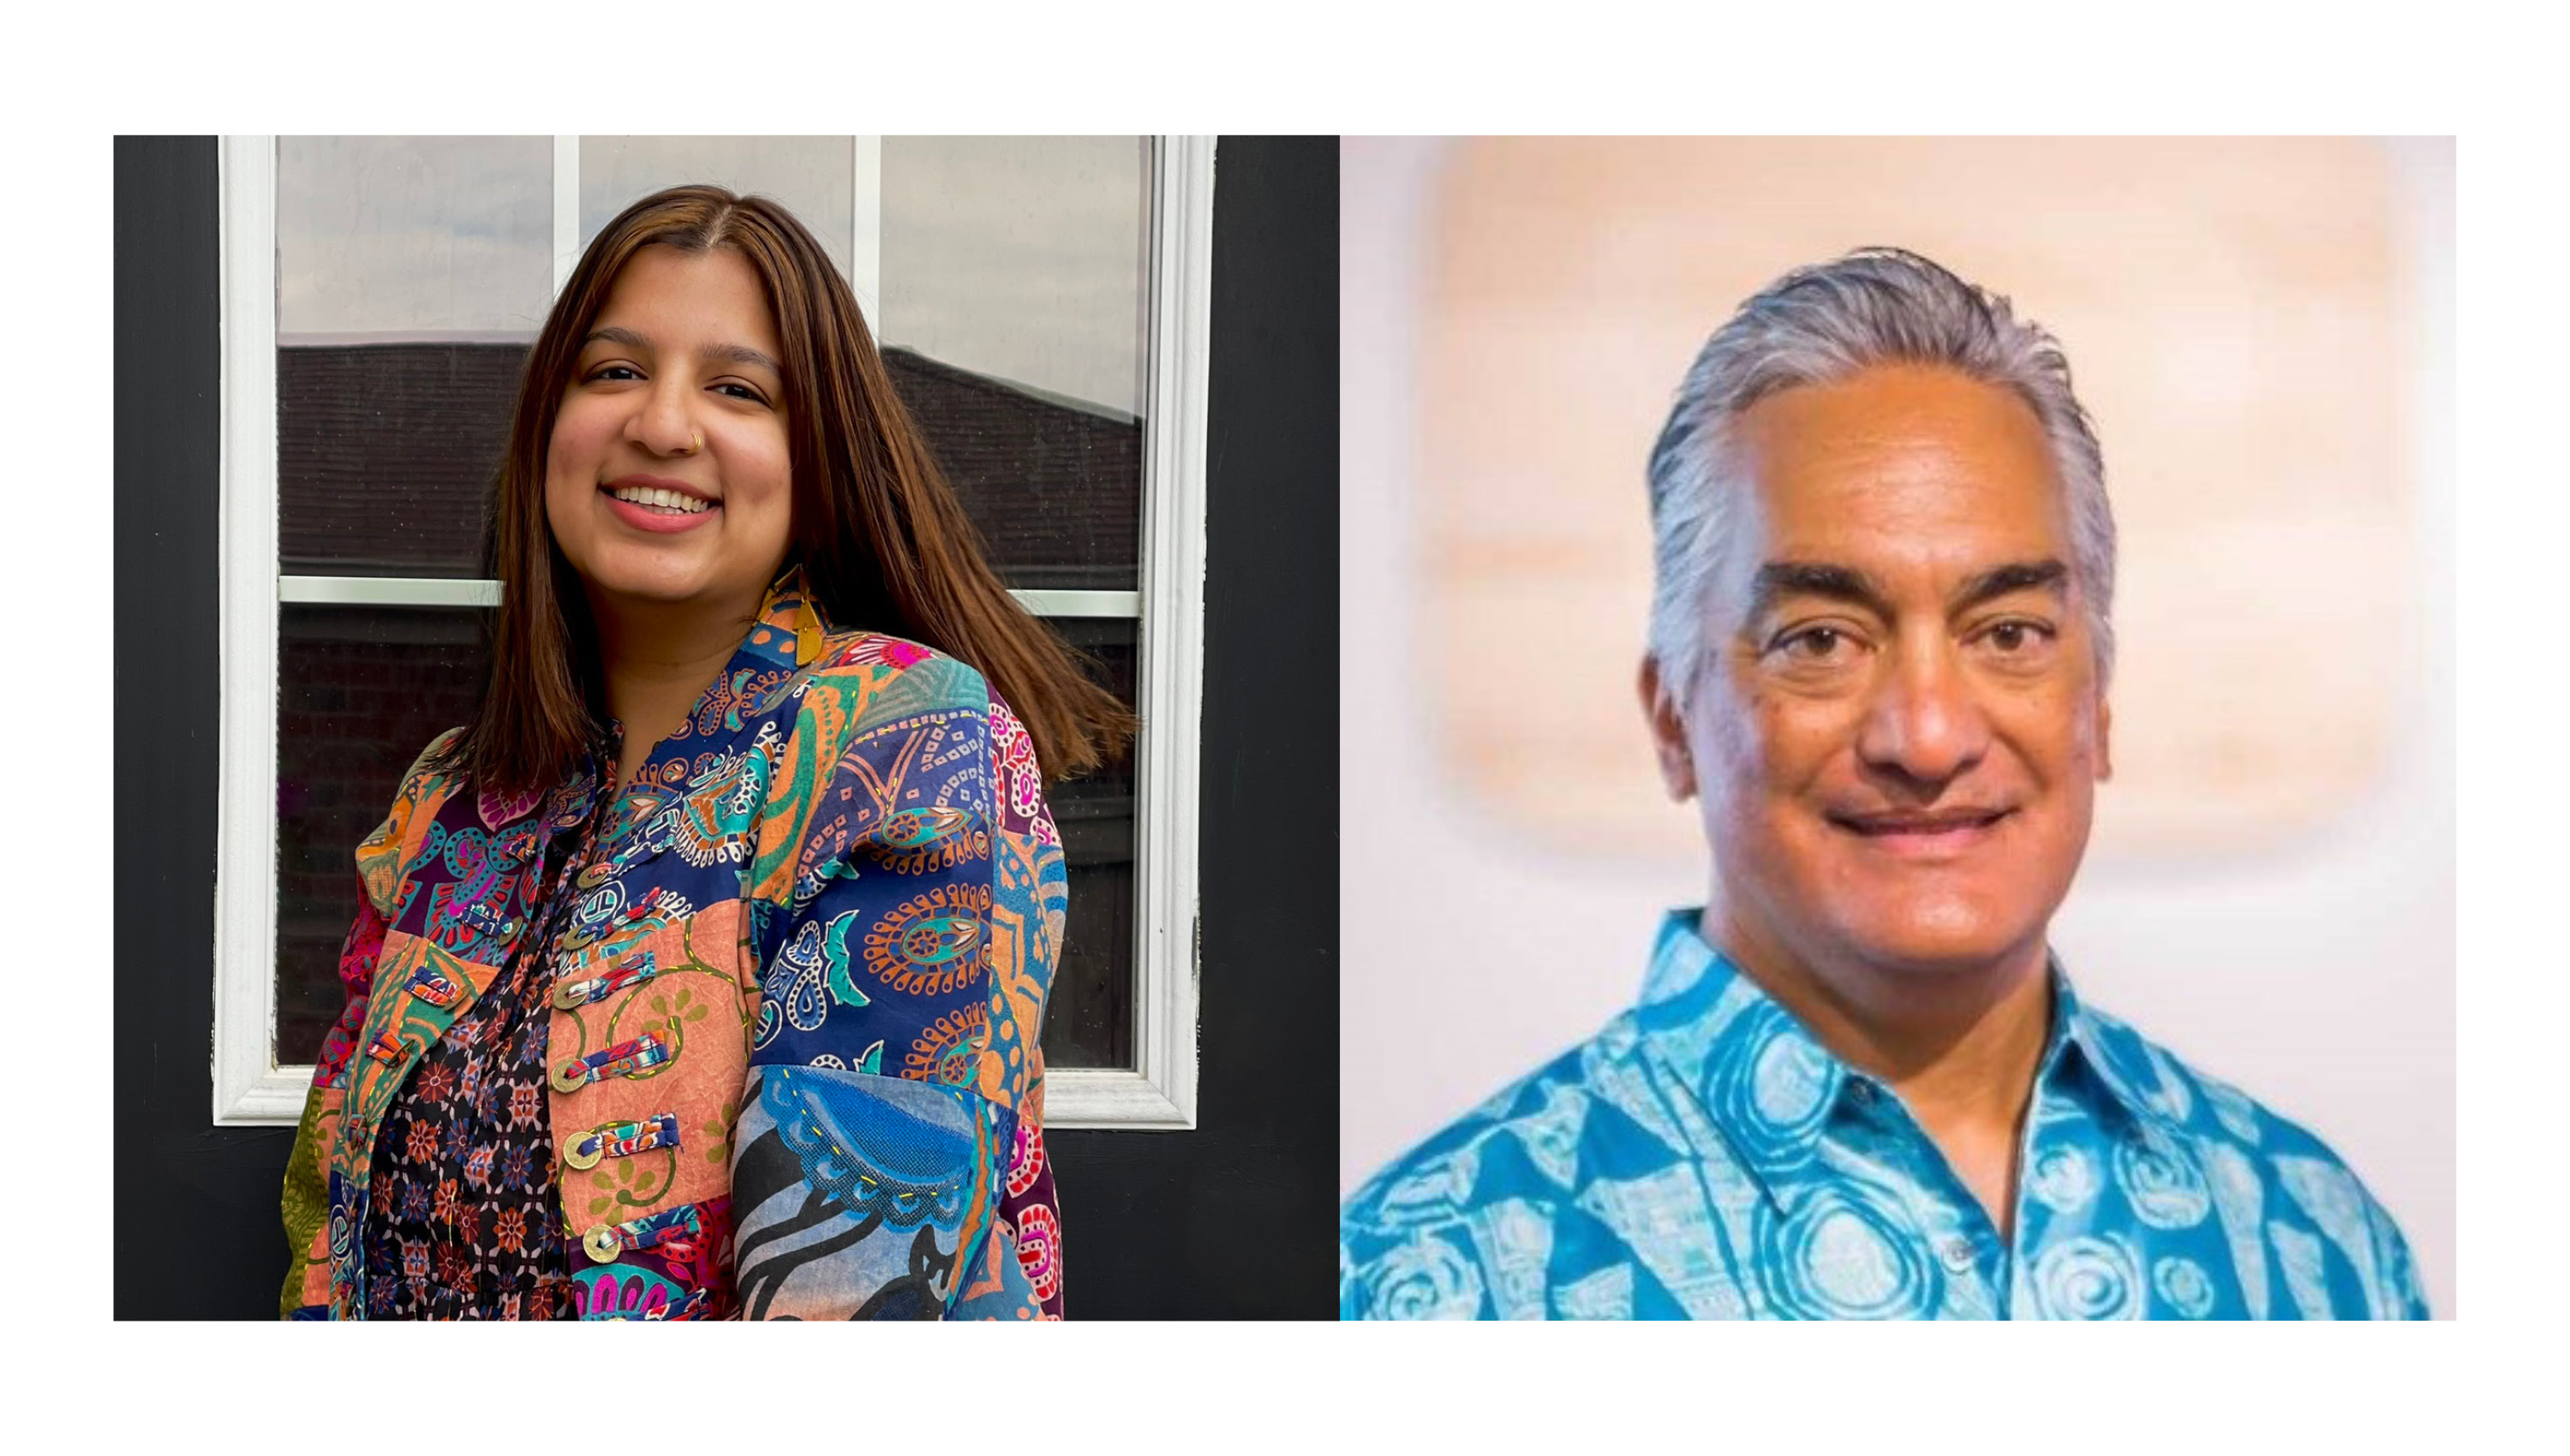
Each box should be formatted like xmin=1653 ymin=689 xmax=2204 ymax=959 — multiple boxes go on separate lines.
xmin=278 ymin=184 xmax=1129 ymax=1321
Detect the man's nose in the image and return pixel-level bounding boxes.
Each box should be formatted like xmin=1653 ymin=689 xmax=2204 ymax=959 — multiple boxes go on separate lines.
xmin=1853 ymin=638 xmax=1991 ymax=791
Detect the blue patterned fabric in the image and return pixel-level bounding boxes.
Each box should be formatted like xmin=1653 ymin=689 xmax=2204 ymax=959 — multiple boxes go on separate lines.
xmin=1341 ymin=912 xmax=2429 ymax=1320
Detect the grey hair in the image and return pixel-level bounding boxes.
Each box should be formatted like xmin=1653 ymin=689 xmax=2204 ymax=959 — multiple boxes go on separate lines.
xmin=1644 ymin=247 xmax=2115 ymax=710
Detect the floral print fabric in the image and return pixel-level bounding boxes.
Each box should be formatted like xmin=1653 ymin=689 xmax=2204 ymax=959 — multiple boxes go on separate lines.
xmin=1341 ymin=911 xmax=2430 ymax=1320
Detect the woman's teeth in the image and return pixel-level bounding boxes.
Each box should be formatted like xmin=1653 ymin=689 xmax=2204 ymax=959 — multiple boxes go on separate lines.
xmin=610 ymin=485 xmax=711 ymax=514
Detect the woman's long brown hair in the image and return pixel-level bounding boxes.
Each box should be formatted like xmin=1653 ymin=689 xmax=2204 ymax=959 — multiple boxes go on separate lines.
xmin=438 ymin=184 xmax=1135 ymax=799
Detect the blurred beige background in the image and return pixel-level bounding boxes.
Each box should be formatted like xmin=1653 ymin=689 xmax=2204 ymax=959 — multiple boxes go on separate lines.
xmin=1341 ymin=137 xmax=2454 ymax=1314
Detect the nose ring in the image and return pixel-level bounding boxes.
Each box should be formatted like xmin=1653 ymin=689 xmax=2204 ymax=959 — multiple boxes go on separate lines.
xmin=688 ymin=431 xmax=703 ymax=453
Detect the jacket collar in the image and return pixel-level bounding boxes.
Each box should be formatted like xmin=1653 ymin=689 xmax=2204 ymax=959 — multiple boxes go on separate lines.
xmin=744 ymin=563 xmax=832 ymax=673
xmin=1631 ymin=910 xmax=2179 ymax=1190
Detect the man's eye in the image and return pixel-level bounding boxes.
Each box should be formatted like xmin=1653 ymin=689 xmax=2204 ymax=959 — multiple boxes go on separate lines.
xmin=1778 ymin=626 xmax=1850 ymax=660
xmin=1981 ymin=620 xmax=2057 ymax=655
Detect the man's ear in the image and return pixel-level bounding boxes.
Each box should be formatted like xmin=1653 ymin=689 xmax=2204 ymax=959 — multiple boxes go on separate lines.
xmin=1639 ymin=656 xmax=1697 ymax=802
xmin=2095 ymin=690 xmax=2113 ymax=783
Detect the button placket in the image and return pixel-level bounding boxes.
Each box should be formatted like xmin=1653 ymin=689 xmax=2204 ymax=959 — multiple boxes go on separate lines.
xmin=550 ymin=1034 xmax=671 ymax=1093
xmin=563 ymin=1113 xmax=683 ymax=1172
xmin=581 ymin=1202 xmax=702 ymax=1264
xmin=405 ymin=962 xmax=463 ymax=1009
xmin=552 ymin=951 xmax=660 ymax=1011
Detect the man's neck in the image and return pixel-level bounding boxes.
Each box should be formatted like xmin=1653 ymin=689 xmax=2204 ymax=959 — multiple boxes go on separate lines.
xmin=1708 ymin=902 xmax=2053 ymax=1238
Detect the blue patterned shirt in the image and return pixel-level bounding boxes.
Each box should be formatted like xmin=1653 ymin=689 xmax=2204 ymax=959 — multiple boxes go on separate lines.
xmin=1341 ymin=912 xmax=2428 ymax=1320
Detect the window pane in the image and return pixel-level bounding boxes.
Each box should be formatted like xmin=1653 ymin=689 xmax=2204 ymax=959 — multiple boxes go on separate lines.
xmin=275 ymin=136 xmax=547 ymax=576
xmin=278 ymin=342 xmax=523 ymax=576
xmin=579 ymin=136 xmax=856 ymax=282
xmin=1043 ymin=617 xmax=1138 ymax=1071
xmin=276 ymin=606 xmax=491 ymax=1065
xmin=276 ymin=136 xmax=553 ymax=340
xmin=882 ymin=137 xmax=1149 ymax=592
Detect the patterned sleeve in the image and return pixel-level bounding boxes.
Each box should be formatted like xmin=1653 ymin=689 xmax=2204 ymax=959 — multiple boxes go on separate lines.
xmin=277 ymin=730 xmax=453 ymax=1319
xmin=729 ymin=653 xmax=1066 ymax=1319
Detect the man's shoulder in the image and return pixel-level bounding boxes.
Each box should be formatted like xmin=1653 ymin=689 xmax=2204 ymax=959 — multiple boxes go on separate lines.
xmin=2074 ymin=1000 xmax=2427 ymax=1313
xmin=1340 ymin=1010 xmax=1706 ymax=1318
xmin=2075 ymin=1001 xmax=2368 ymax=1169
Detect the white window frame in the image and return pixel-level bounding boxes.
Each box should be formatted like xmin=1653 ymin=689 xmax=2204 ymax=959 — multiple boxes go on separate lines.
xmin=214 ymin=135 xmax=1210 ymax=1131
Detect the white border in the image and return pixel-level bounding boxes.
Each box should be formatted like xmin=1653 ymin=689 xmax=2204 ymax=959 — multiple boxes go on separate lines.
xmin=214 ymin=135 xmax=1210 ymax=1131
xmin=213 ymin=135 xmax=290 ymax=1122
xmin=275 ymin=576 xmax=1139 ymax=619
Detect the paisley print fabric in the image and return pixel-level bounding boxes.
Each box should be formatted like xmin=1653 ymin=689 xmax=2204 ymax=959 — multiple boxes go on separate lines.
xmin=279 ymin=568 xmax=1071 ymax=1321
xmin=1340 ymin=911 xmax=2430 ymax=1321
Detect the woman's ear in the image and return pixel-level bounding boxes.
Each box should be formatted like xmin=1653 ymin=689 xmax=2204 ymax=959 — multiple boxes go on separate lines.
xmin=1638 ymin=656 xmax=1698 ymax=803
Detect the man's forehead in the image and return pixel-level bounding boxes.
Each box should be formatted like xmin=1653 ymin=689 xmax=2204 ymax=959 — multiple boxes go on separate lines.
xmin=1714 ymin=367 xmax=2073 ymax=595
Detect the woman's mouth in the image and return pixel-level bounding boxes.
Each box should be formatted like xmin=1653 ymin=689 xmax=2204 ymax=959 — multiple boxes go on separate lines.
xmin=601 ymin=479 xmax=720 ymax=533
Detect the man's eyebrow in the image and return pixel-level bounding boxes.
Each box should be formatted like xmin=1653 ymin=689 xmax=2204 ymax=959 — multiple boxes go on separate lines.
xmin=579 ymin=325 xmax=782 ymax=375
xmin=1948 ymin=558 xmax=2069 ymax=613
xmin=1747 ymin=562 xmax=1895 ymax=624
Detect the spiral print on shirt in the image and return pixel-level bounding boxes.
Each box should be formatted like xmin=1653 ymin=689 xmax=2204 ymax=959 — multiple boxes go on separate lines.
xmin=1706 ymin=1005 xmax=1835 ymax=1177
xmin=2029 ymin=1235 xmax=2144 ymax=1320
xmin=2112 ymin=1131 xmax=2213 ymax=1230
xmin=1751 ymin=1180 xmax=1938 ymax=1319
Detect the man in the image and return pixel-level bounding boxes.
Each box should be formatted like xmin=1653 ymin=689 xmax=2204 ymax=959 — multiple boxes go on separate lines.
xmin=1338 ymin=248 xmax=2427 ymax=1320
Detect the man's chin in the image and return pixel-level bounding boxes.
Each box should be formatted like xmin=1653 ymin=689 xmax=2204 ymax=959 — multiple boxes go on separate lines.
xmin=1826 ymin=910 xmax=2044 ymax=981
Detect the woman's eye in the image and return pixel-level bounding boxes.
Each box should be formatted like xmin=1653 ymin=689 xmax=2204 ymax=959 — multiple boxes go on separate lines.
xmin=589 ymin=364 xmax=642 ymax=382
xmin=714 ymin=382 xmax=765 ymax=403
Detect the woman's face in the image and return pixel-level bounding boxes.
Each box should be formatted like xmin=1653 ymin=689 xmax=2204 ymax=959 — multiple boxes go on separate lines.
xmin=546 ymin=244 xmax=794 ymax=622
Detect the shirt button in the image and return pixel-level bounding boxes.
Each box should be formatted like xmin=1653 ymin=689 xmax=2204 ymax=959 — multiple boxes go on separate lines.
xmin=1940 ymin=1238 xmax=1976 ymax=1273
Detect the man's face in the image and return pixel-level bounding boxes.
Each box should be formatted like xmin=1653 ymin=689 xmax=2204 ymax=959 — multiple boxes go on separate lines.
xmin=1643 ymin=364 xmax=2111 ymax=983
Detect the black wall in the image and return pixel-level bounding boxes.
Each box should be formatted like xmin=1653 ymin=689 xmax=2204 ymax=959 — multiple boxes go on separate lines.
xmin=111 ymin=135 xmax=1339 ymax=1320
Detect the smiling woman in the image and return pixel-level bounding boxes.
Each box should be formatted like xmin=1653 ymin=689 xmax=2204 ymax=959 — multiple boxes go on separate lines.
xmin=278 ymin=184 xmax=1133 ymax=1321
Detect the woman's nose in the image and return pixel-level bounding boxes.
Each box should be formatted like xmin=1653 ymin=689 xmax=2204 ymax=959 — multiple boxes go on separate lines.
xmin=1853 ymin=639 xmax=1992 ymax=791
xmin=626 ymin=378 xmax=702 ymax=457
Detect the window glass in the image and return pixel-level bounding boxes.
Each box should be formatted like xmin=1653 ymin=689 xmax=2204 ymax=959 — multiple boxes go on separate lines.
xmin=580 ymin=135 xmax=856 ymax=282
xmin=278 ymin=341 xmax=523 ymax=577
xmin=275 ymin=605 xmax=491 ymax=1064
xmin=276 ymin=136 xmax=553 ymax=341
xmin=882 ymin=137 xmax=1149 ymax=592
xmin=276 ymin=136 xmax=547 ymax=576
xmin=1044 ymin=617 xmax=1139 ymax=1070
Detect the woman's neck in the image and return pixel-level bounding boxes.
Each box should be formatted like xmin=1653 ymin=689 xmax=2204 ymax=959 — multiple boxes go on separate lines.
xmin=587 ymin=586 xmax=764 ymax=789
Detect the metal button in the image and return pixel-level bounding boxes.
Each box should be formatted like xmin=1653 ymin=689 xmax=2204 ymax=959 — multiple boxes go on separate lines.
xmin=583 ymin=1226 xmax=623 ymax=1263
xmin=563 ymin=1134 xmax=605 ymax=1172
xmin=551 ymin=1059 xmax=591 ymax=1094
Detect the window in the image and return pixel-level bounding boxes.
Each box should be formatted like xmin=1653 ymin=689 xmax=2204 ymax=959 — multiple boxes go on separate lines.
xmin=215 ymin=135 xmax=1210 ymax=1130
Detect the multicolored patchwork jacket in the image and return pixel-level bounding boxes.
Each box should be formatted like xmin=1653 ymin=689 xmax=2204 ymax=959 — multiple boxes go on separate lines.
xmin=279 ymin=570 xmax=1067 ymax=1320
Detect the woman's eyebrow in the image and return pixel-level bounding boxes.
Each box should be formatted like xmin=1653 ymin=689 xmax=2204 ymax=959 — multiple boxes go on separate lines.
xmin=578 ymin=326 xmax=780 ymax=375
xmin=701 ymin=342 xmax=783 ymax=374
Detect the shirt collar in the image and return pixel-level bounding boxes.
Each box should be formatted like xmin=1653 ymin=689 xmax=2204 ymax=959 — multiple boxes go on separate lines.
xmin=1631 ymin=910 xmax=2179 ymax=1181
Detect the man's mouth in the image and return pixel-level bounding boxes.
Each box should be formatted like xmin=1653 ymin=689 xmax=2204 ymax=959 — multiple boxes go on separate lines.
xmin=1827 ymin=808 xmax=2014 ymax=855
